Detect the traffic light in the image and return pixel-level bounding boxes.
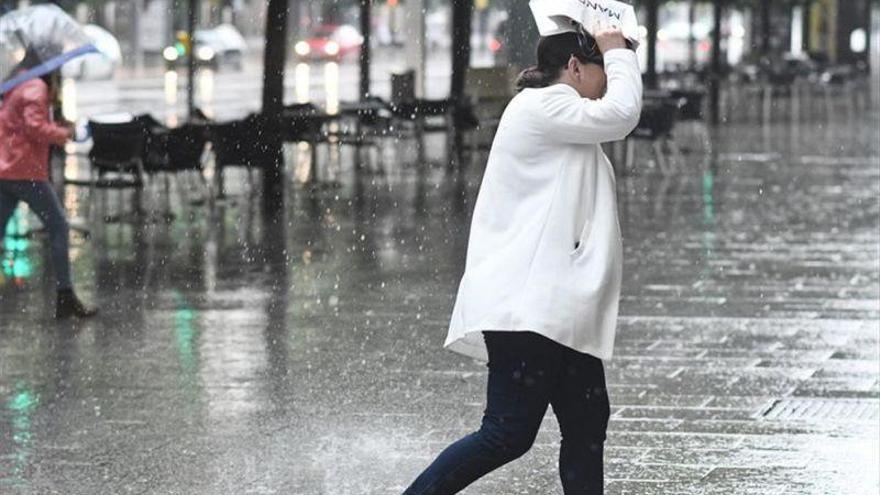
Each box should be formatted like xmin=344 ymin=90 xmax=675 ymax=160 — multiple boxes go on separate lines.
xmin=175 ymin=30 xmax=191 ymax=56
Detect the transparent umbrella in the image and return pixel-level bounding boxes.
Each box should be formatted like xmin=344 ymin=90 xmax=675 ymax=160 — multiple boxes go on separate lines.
xmin=0 ymin=4 xmax=98 ymax=94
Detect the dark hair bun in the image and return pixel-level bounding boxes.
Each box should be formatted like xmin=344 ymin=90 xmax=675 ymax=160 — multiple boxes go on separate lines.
xmin=515 ymin=66 xmax=553 ymax=92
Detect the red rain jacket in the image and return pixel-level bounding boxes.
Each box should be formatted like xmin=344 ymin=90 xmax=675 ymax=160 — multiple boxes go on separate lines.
xmin=0 ymin=78 xmax=69 ymax=181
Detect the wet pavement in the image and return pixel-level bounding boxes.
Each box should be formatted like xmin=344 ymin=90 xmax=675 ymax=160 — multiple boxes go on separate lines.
xmin=1 ymin=87 xmax=879 ymax=494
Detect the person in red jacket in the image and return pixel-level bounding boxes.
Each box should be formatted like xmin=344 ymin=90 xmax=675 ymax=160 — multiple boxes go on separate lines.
xmin=0 ymin=70 xmax=97 ymax=318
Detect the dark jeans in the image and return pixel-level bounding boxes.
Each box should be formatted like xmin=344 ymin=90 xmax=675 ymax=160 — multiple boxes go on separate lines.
xmin=0 ymin=180 xmax=72 ymax=290
xmin=404 ymin=331 xmax=610 ymax=494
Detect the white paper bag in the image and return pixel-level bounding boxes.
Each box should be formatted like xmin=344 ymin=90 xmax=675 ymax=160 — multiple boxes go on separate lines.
xmin=529 ymin=0 xmax=640 ymax=47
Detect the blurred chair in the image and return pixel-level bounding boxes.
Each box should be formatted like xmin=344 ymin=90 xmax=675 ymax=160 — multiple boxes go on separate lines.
xmin=389 ymin=98 xmax=458 ymax=132
xmin=85 ymin=119 xmax=147 ymax=222
xmin=140 ymin=117 xmax=210 ymax=212
xmin=388 ymin=71 xmax=472 ymax=135
xmin=87 ymin=119 xmax=146 ymax=188
xmin=208 ymin=113 xmax=276 ymax=198
xmin=818 ymin=65 xmax=860 ymax=119
xmin=280 ymin=103 xmax=327 ymax=183
xmin=333 ymin=97 xmax=395 ymax=146
xmin=624 ymin=93 xmax=685 ymax=175
xmin=667 ymin=88 xmax=711 ymax=157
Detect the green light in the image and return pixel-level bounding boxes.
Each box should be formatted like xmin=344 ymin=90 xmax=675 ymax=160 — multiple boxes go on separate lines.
xmin=12 ymin=238 xmax=28 ymax=251
xmin=2 ymin=210 xmax=33 ymax=280
xmin=699 ymin=170 xmax=717 ymax=279
xmin=702 ymin=170 xmax=715 ymax=224
xmin=4 ymin=211 xmax=31 ymax=254
xmin=175 ymin=308 xmax=196 ymax=356
xmin=7 ymin=388 xmax=39 ymax=413
xmin=172 ymin=291 xmax=199 ymax=375
xmin=4 ymin=210 xmax=22 ymax=237
xmin=5 ymin=210 xmax=24 ymax=236
xmin=12 ymin=258 xmax=32 ymax=278
xmin=6 ymin=383 xmax=39 ymax=481
xmin=12 ymin=429 xmax=33 ymax=444
xmin=175 ymin=42 xmax=186 ymax=56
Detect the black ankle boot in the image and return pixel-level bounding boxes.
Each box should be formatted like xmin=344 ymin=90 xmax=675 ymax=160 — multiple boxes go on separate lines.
xmin=56 ymin=289 xmax=98 ymax=319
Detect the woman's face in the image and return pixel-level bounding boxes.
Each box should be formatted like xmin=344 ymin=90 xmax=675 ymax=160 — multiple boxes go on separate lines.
xmin=564 ymin=58 xmax=607 ymax=100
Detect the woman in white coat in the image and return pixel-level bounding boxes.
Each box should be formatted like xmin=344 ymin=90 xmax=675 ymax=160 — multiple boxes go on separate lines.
xmin=403 ymin=27 xmax=642 ymax=495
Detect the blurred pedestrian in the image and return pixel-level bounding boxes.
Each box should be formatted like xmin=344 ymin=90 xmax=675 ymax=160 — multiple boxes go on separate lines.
xmin=403 ymin=27 xmax=641 ymax=494
xmin=0 ymin=62 xmax=97 ymax=319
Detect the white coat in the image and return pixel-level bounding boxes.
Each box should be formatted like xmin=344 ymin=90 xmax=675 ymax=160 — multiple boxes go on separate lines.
xmin=444 ymin=49 xmax=643 ymax=362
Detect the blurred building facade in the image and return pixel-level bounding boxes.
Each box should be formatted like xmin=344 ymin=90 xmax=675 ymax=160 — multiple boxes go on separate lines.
xmin=1 ymin=0 xmax=875 ymax=76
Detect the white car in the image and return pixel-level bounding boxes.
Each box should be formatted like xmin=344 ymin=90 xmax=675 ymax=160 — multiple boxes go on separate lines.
xmin=62 ymin=24 xmax=121 ymax=80
xmin=194 ymin=24 xmax=247 ymax=70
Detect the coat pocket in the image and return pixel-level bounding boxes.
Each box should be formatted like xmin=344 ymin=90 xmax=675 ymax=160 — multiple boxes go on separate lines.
xmin=569 ymin=220 xmax=591 ymax=258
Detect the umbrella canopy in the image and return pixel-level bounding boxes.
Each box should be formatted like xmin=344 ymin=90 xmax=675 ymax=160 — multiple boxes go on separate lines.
xmin=0 ymin=4 xmax=99 ymax=94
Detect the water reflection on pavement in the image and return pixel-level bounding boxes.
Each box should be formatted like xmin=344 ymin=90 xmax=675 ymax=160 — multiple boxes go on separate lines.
xmin=0 ymin=92 xmax=878 ymax=494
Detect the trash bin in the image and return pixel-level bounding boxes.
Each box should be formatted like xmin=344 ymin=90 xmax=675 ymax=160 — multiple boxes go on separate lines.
xmin=391 ymin=70 xmax=416 ymax=105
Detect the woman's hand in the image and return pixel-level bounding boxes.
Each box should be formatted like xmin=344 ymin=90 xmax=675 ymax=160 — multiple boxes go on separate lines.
xmin=594 ymin=28 xmax=628 ymax=54
xmin=52 ymin=120 xmax=75 ymax=146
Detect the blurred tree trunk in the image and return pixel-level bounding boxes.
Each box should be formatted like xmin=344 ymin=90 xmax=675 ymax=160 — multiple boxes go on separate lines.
xmin=760 ymin=0 xmax=771 ymax=53
xmin=450 ymin=0 xmax=472 ymax=103
xmin=359 ymin=0 xmax=371 ymax=99
xmin=262 ymin=0 xmax=288 ymax=218
xmin=710 ymin=0 xmax=724 ymax=125
xmin=688 ymin=0 xmax=697 ymax=69
xmin=186 ymin=0 xmax=198 ymax=119
xmin=645 ymin=0 xmax=659 ymax=88
xmin=449 ymin=0 xmax=473 ymax=173
xmin=262 ymin=0 xmax=287 ymax=112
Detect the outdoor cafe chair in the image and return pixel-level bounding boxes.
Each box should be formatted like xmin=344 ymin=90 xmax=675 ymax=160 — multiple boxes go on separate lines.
xmin=85 ymin=118 xmax=148 ymax=223
xmin=138 ymin=116 xmax=211 ymax=213
xmin=624 ymin=93 xmax=685 ymax=176
xmin=386 ymin=69 xmax=480 ymax=136
xmin=817 ymin=65 xmax=865 ymax=119
xmin=331 ymin=97 xmax=396 ymax=146
xmin=207 ymin=113 xmax=277 ymax=199
xmin=280 ymin=103 xmax=331 ymax=184
xmin=666 ymin=88 xmax=711 ymax=157
xmin=87 ymin=119 xmax=146 ymax=188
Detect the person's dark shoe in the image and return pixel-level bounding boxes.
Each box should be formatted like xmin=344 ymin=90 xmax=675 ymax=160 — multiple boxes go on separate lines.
xmin=56 ymin=289 xmax=98 ymax=319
